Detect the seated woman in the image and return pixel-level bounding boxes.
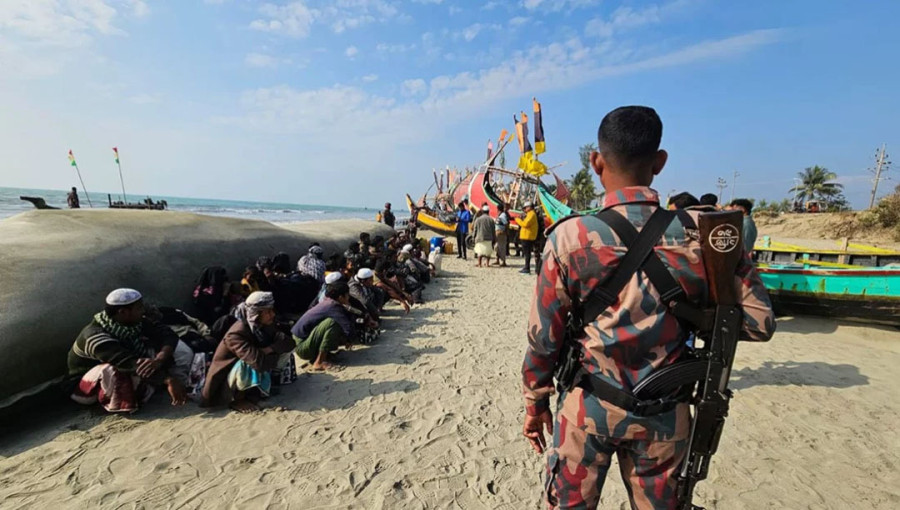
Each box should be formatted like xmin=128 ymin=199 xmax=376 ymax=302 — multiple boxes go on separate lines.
xmin=67 ymin=288 xmax=192 ymax=413
xmin=200 ymin=291 xmax=295 ymax=413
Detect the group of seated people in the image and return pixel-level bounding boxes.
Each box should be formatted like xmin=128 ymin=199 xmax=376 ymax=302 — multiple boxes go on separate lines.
xmin=64 ymin=228 xmax=438 ymax=414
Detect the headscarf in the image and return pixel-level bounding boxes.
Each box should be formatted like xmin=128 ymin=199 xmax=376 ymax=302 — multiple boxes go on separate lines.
xmin=239 ymin=291 xmax=276 ymax=346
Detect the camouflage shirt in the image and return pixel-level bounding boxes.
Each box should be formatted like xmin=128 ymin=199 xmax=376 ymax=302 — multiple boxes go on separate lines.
xmin=522 ymin=186 xmax=775 ymax=440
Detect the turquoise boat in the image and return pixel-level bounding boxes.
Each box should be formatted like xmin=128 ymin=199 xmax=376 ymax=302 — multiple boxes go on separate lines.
xmin=757 ymin=263 xmax=900 ymax=326
xmin=537 ymin=185 xmax=601 ymax=223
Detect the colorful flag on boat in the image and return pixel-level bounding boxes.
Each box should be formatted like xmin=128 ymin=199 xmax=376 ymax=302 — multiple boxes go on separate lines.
xmin=516 ymin=113 xmax=534 ymax=172
xmin=486 ymin=139 xmax=493 ymax=163
xmin=533 ymin=98 xmax=545 ymax=155
xmin=113 ymin=147 xmax=119 ymax=164
xmin=68 ymin=150 xmax=77 ymax=167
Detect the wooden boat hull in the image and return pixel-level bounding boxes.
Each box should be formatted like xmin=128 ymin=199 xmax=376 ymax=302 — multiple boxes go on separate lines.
xmin=406 ymin=194 xmax=458 ymax=237
xmin=754 ymin=239 xmax=900 ymax=267
xmin=758 ymin=265 xmax=900 ymax=326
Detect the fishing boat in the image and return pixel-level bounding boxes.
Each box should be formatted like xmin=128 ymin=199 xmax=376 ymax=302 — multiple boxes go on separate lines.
xmin=406 ymin=193 xmax=458 ymax=237
xmin=757 ymin=263 xmax=900 ymax=326
xmin=108 ymin=194 xmax=168 ymax=210
xmin=753 ymin=237 xmax=900 ymax=267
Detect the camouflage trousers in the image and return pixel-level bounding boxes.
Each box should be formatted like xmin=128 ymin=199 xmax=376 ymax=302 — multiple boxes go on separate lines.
xmin=545 ymin=413 xmax=687 ymax=510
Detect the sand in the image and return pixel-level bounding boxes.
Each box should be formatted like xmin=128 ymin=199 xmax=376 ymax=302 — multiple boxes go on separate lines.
xmin=2 ymin=255 xmax=900 ymax=509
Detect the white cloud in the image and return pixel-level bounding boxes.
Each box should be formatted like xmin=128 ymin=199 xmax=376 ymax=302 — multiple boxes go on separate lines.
xmin=586 ymin=0 xmax=691 ymax=38
xmin=411 ymin=0 xmax=444 ymax=3
xmin=509 ymin=16 xmax=529 ymax=26
xmin=0 ymin=0 xmax=147 ymax=78
xmin=362 ymin=74 xmax=378 ymax=82
xmin=0 ymin=0 xmax=128 ymax=46
xmin=376 ymin=42 xmax=416 ymax=53
xmin=127 ymin=0 xmax=150 ymax=17
xmin=449 ymin=6 xmax=463 ymax=15
xmin=456 ymin=23 xmax=501 ymax=42
xmin=482 ymin=1 xmax=501 ymax=9
xmin=248 ymin=0 xmax=404 ymax=36
xmin=249 ymin=1 xmax=315 ymax=38
xmin=402 ymin=78 xmax=427 ymax=96
xmin=225 ymin=29 xmax=785 ymax=143
xmin=345 ymin=45 xmax=359 ymax=57
xmin=245 ymin=52 xmax=283 ymax=68
xmin=128 ymin=92 xmax=162 ymax=105
xmin=523 ymin=0 xmax=599 ymax=12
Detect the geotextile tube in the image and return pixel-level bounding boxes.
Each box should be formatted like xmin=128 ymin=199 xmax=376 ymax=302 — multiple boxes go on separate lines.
xmin=0 ymin=209 xmax=393 ymax=407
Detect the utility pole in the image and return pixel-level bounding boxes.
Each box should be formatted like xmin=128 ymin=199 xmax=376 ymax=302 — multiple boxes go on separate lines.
xmin=868 ymin=144 xmax=892 ymax=209
xmin=716 ymin=177 xmax=727 ymax=203
xmin=729 ymin=171 xmax=740 ymax=203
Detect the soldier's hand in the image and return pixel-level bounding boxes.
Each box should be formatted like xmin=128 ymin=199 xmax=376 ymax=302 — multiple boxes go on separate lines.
xmin=523 ymin=410 xmax=554 ymax=454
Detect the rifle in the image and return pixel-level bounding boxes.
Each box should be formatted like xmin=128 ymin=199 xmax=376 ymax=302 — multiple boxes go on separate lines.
xmin=672 ymin=210 xmax=744 ymax=509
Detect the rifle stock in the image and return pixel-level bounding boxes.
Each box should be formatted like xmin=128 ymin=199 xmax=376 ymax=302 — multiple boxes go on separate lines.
xmin=677 ymin=211 xmax=744 ymax=510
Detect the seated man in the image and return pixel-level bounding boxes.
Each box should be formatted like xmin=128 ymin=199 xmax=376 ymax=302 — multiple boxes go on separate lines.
xmin=291 ymin=281 xmax=356 ymax=371
xmin=373 ymin=259 xmax=414 ymax=313
xmin=145 ymin=304 xmax=218 ymax=353
xmin=349 ymin=267 xmax=383 ymax=321
xmin=68 ymin=288 xmax=191 ymax=413
xmin=201 ymin=291 xmax=295 ymax=412
xmin=297 ymin=244 xmax=326 ymax=284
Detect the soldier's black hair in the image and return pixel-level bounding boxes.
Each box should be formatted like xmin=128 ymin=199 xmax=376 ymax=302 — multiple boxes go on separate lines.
xmin=668 ymin=192 xmax=699 ymax=210
xmin=730 ymin=198 xmax=754 ymax=213
xmin=699 ymin=193 xmax=718 ymax=206
xmin=597 ymin=106 xmax=662 ymax=170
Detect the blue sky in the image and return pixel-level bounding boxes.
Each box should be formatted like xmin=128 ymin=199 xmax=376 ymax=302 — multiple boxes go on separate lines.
xmin=1 ymin=0 xmax=898 ymax=209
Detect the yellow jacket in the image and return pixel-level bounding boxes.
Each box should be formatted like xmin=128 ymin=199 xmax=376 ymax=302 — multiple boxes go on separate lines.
xmin=515 ymin=210 xmax=539 ymax=241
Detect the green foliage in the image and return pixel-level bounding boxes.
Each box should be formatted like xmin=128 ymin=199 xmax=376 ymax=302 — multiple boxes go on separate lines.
xmin=567 ymin=143 xmax=598 ymax=211
xmin=754 ymin=198 xmax=792 ymax=215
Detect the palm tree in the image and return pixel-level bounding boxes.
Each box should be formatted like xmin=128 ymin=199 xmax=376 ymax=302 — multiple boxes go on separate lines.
xmin=566 ymin=143 xmax=598 ymax=210
xmin=789 ymin=166 xmax=843 ymax=202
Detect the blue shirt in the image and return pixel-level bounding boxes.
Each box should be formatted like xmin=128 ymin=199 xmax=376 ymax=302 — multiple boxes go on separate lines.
xmin=456 ymin=210 xmax=472 ymax=234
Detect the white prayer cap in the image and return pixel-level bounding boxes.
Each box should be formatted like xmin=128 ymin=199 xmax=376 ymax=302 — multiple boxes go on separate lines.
xmin=245 ymin=291 xmax=275 ymax=309
xmin=105 ymin=288 xmax=142 ymax=306
xmin=325 ymin=272 xmax=343 ymax=284
xmin=482 ymin=205 xmax=490 ymax=212
xmin=523 ymin=201 xmax=533 ymax=208
xmin=309 ymin=245 xmax=324 ymax=255
xmin=357 ymin=268 xmax=374 ymax=279
xmin=402 ymin=244 xmax=414 ymax=253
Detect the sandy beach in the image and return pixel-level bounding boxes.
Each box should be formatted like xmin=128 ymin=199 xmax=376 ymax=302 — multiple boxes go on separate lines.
xmin=2 ymin=253 xmax=900 ymax=509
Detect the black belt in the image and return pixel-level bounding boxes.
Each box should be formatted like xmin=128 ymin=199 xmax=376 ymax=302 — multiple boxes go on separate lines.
xmin=573 ymin=368 xmax=686 ymax=418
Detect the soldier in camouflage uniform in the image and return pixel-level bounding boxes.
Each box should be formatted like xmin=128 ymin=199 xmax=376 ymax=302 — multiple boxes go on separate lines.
xmin=521 ymin=106 xmax=776 ymax=509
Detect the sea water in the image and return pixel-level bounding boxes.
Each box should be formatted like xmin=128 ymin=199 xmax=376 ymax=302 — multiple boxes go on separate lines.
xmin=0 ymin=187 xmax=377 ymax=223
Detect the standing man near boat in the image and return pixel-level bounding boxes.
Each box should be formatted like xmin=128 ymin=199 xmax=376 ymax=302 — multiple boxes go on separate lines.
xmin=729 ymin=198 xmax=758 ymax=254
xmin=67 ymin=187 xmax=80 ymax=208
xmin=455 ymin=201 xmax=471 ymax=260
xmin=382 ymin=202 xmax=396 ymax=228
xmin=514 ymin=201 xmax=539 ymax=274
xmin=521 ymin=106 xmax=776 ymax=509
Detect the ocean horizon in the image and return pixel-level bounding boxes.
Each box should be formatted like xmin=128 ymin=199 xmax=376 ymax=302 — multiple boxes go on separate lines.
xmin=0 ymin=186 xmax=379 ymax=224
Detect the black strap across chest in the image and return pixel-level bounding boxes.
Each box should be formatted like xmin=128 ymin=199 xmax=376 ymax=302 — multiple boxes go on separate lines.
xmin=580 ymin=208 xmax=695 ymax=326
